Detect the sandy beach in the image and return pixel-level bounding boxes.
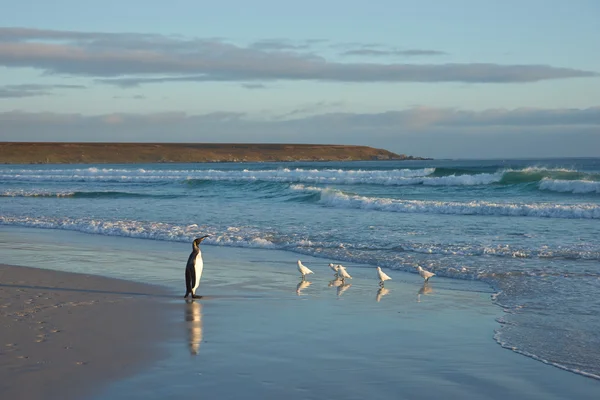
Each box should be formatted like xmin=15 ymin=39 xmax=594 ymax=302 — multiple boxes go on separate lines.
xmin=0 ymin=262 xmax=171 ymax=400
xmin=1 ymin=226 xmax=599 ymax=399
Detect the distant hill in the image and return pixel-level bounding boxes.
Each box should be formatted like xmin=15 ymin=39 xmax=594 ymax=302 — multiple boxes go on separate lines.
xmin=0 ymin=142 xmax=430 ymax=164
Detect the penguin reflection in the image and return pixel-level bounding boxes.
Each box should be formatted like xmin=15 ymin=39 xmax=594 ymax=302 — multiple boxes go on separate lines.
xmin=296 ymin=280 xmax=312 ymax=295
xmin=185 ymin=301 xmax=203 ymax=355
xmin=417 ymin=283 xmax=433 ymax=303
xmin=376 ymin=287 xmax=390 ymax=302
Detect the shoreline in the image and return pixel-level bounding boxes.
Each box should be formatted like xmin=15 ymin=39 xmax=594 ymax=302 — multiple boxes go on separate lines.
xmin=1 ymin=226 xmax=599 ymax=399
xmin=0 ymin=263 xmax=173 ymax=400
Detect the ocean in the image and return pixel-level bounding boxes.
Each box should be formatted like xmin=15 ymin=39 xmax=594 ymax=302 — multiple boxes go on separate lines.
xmin=1 ymin=158 xmax=599 ymax=380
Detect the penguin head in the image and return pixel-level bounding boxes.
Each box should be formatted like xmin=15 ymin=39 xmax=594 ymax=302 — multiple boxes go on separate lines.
xmin=194 ymin=235 xmax=210 ymax=245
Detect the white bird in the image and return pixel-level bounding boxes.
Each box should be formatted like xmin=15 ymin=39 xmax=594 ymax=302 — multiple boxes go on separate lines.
xmin=376 ymin=267 xmax=392 ymax=287
xmin=337 ymin=265 xmax=352 ymax=281
xmin=297 ymin=260 xmax=314 ymax=279
xmin=416 ymin=266 xmax=435 ymax=282
xmin=328 ymin=263 xmax=341 ymax=276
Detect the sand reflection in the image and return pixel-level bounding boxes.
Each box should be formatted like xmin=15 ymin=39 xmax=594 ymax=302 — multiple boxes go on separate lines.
xmin=376 ymin=287 xmax=390 ymax=302
xmin=417 ymin=283 xmax=433 ymax=303
xmin=185 ymin=301 xmax=203 ymax=355
xmin=296 ymin=280 xmax=312 ymax=295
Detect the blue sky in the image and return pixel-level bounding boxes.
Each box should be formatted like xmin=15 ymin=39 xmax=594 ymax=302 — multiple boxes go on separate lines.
xmin=1 ymin=0 xmax=599 ymax=158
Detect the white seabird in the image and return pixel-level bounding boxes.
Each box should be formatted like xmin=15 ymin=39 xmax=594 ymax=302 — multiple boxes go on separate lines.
xmin=297 ymin=260 xmax=314 ymax=279
xmin=376 ymin=266 xmax=392 ymax=287
xmin=328 ymin=263 xmax=341 ymax=277
xmin=337 ymin=265 xmax=352 ymax=281
xmin=416 ymin=266 xmax=435 ymax=282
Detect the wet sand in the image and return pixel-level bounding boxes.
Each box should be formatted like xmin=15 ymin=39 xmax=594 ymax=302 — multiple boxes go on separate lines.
xmin=0 ymin=264 xmax=171 ymax=400
xmin=1 ymin=226 xmax=599 ymax=399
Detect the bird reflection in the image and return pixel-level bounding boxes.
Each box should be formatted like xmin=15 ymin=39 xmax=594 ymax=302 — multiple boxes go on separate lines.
xmin=337 ymin=282 xmax=352 ymax=297
xmin=417 ymin=283 xmax=433 ymax=303
xmin=328 ymin=277 xmax=344 ymax=287
xmin=376 ymin=287 xmax=390 ymax=302
xmin=185 ymin=301 xmax=203 ymax=355
xmin=296 ymin=280 xmax=312 ymax=295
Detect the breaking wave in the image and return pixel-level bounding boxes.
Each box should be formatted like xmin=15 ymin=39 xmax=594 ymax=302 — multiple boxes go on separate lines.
xmin=290 ymin=185 xmax=600 ymax=219
xmin=2 ymin=166 xmax=597 ymax=190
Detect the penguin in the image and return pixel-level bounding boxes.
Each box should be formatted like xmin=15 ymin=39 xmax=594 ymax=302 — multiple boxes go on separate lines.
xmin=184 ymin=235 xmax=210 ymax=299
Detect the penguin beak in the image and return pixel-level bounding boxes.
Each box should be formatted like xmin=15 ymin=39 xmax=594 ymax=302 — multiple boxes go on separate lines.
xmin=199 ymin=235 xmax=210 ymax=242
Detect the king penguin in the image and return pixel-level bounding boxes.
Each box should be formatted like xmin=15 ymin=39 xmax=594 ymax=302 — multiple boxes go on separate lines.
xmin=185 ymin=235 xmax=210 ymax=299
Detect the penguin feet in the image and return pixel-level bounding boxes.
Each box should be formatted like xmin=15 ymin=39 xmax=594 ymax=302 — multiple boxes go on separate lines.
xmin=192 ymin=294 xmax=203 ymax=299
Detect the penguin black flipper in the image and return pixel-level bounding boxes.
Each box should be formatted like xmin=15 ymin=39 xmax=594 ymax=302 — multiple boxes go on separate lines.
xmin=184 ymin=268 xmax=193 ymax=298
xmin=184 ymin=253 xmax=196 ymax=298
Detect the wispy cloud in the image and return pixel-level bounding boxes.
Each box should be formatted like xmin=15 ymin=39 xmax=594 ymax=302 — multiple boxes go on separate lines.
xmin=341 ymin=49 xmax=447 ymax=57
xmin=0 ymin=83 xmax=85 ymax=98
xmin=277 ymin=101 xmax=345 ymax=118
xmin=0 ymin=27 xmax=595 ymax=87
xmin=248 ymin=39 xmax=313 ymax=51
xmin=241 ymin=83 xmax=268 ymax=90
xmin=112 ymin=94 xmax=146 ymax=100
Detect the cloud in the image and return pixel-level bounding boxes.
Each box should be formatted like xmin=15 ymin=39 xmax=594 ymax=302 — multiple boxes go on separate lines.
xmin=278 ymin=101 xmax=345 ymax=118
xmin=241 ymin=83 xmax=267 ymax=90
xmin=2 ymin=107 xmax=599 ymax=158
xmin=341 ymin=48 xmax=447 ymax=57
xmin=0 ymin=83 xmax=85 ymax=98
xmin=248 ymin=39 xmax=313 ymax=51
xmin=0 ymin=27 xmax=595 ymax=86
xmin=302 ymin=107 xmax=600 ymax=128
xmin=112 ymin=94 xmax=146 ymax=100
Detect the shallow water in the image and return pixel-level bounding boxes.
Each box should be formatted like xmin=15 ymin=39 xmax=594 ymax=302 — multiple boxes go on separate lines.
xmin=3 ymin=227 xmax=598 ymax=400
xmin=1 ymin=158 xmax=599 ymax=379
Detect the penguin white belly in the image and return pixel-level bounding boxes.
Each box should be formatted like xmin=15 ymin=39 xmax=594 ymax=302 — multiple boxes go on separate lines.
xmin=192 ymin=252 xmax=203 ymax=294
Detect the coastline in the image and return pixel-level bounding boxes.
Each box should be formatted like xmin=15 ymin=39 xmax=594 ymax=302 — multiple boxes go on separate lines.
xmin=1 ymin=226 xmax=599 ymax=399
xmin=0 ymin=263 xmax=173 ymax=400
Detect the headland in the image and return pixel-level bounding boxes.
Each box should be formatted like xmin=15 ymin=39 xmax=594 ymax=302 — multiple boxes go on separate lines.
xmin=0 ymin=142 xmax=429 ymax=164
